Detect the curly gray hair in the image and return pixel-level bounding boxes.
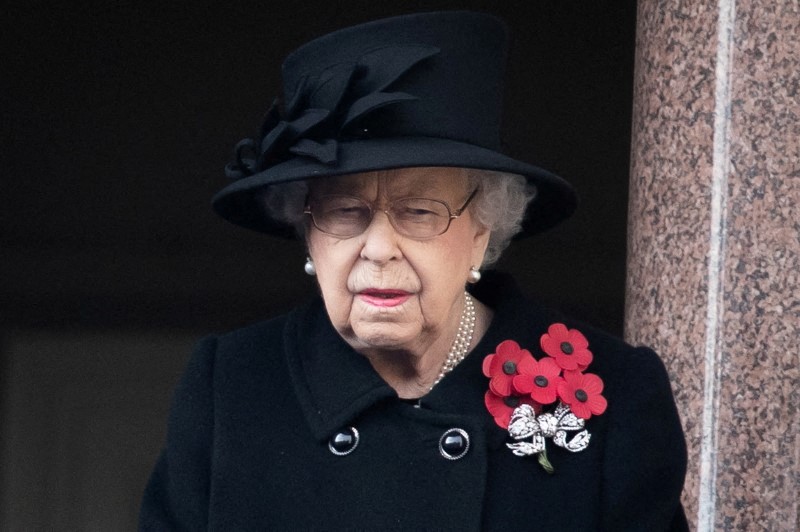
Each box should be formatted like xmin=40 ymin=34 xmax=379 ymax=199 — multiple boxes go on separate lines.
xmin=260 ymin=169 xmax=536 ymax=267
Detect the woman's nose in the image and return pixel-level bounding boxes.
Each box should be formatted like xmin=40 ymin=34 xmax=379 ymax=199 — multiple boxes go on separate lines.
xmin=359 ymin=210 xmax=402 ymax=263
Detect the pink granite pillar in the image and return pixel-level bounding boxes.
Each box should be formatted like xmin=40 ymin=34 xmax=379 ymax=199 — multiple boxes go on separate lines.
xmin=625 ymin=1 xmax=799 ymax=530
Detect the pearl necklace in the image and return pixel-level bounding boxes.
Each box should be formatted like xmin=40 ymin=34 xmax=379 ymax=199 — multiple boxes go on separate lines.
xmin=430 ymin=291 xmax=476 ymax=390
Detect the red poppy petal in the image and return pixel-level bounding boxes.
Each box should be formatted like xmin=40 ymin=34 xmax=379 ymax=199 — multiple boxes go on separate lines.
xmin=540 ymin=336 xmax=560 ymax=357
xmin=570 ymin=401 xmax=591 ymax=420
xmin=581 ymin=373 xmax=604 ymax=394
xmin=574 ymin=349 xmax=593 ymax=365
xmin=573 ymin=371 xmax=590 ymax=388
xmin=556 ymin=381 xmax=574 ymax=402
xmin=568 ymin=329 xmax=589 ymax=349
xmin=529 ymin=388 xmax=545 ymax=404
xmin=496 ymin=339 xmax=521 ymax=357
xmin=538 ymin=356 xmax=561 ymax=377
xmin=512 ymin=374 xmax=534 ymax=394
xmin=555 ymin=354 xmax=581 ymax=371
xmin=515 ymin=356 xmax=537 ymax=375
xmin=588 ymin=395 xmax=608 ymax=415
xmin=518 ymin=348 xmax=534 ymax=362
xmin=486 ymin=394 xmax=504 ymax=413
xmin=548 ymin=323 xmax=568 ymax=340
xmin=494 ymin=411 xmax=512 ymax=428
xmin=484 ymin=390 xmax=498 ymax=409
xmin=490 ymin=376 xmax=513 ymax=396
xmin=557 ymin=354 xmax=581 ymax=371
xmin=482 ymin=354 xmax=496 ymax=377
xmin=486 ymin=392 xmax=514 ymax=418
xmin=531 ymin=386 xmax=558 ymax=405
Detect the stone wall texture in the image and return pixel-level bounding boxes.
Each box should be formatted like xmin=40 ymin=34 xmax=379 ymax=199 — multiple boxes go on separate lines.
xmin=626 ymin=1 xmax=799 ymax=530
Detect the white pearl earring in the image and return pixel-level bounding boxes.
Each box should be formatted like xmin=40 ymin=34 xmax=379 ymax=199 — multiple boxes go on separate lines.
xmin=304 ymin=257 xmax=316 ymax=276
xmin=467 ymin=266 xmax=481 ymax=284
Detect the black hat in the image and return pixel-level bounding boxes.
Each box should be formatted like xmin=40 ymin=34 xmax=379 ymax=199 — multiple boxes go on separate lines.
xmin=212 ymin=11 xmax=577 ymax=237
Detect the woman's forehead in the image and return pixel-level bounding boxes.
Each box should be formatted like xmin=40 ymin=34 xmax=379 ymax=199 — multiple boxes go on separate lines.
xmin=310 ymin=167 xmax=469 ymax=197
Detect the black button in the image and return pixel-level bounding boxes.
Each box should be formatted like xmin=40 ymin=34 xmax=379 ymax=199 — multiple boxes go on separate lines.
xmin=439 ymin=428 xmax=470 ymax=460
xmin=328 ymin=427 xmax=359 ymax=456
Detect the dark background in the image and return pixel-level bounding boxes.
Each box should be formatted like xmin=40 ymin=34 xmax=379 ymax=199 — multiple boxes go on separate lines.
xmin=0 ymin=1 xmax=636 ymax=529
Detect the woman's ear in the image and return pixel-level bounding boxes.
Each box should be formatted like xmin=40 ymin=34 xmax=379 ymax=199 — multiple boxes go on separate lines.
xmin=471 ymin=223 xmax=491 ymax=269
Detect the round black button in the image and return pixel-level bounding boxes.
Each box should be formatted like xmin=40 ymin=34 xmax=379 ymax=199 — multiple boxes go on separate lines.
xmin=328 ymin=427 xmax=360 ymax=456
xmin=439 ymin=428 xmax=470 ymax=460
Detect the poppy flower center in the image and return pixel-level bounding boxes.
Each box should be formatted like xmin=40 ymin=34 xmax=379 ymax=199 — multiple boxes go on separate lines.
xmin=575 ymin=389 xmax=588 ymax=402
xmin=560 ymin=342 xmax=574 ymax=354
xmin=534 ymin=375 xmax=549 ymax=387
xmin=502 ymin=361 xmax=517 ymax=375
xmin=503 ymin=396 xmax=520 ymax=408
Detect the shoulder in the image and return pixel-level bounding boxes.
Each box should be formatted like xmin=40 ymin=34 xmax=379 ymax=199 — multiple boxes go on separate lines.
xmin=475 ymin=273 xmax=687 ymax=528
xmin=218 ymin=295 xmax=326 ymax=338
xmin=208 ymin=299 xmax=321 ymax=360
xmin=171 ymin=315 xmax=291 ymax=399
xmin=215 ymin=312 xmax=291 ymax=349
xmin=173 ymin=302 xmax=328 ymax=425
xmin=559 ymin=319 xmax=676 ymax=409
xmin=570 ymin=320 xmax=669 ymax=377
xmin=553 ymin=318 xmax=687 ymax=528
xmin=477 ymin=271 xmax=672 ymax=383
xmin=479 ymin=269 xmax=681 ymax=435
xmin=177 ymin=307 xmax=300 ymax=393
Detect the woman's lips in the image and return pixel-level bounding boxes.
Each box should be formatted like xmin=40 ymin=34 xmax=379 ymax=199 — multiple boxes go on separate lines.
xmin=357 ymin=289 xmax=411 ymax=308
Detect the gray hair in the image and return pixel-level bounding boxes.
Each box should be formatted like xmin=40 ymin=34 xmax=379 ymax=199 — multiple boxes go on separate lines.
xmin=260 ymin=169 xmax=536 ymax=267
xmin=464 ymin=169 xmax=537 ymax=266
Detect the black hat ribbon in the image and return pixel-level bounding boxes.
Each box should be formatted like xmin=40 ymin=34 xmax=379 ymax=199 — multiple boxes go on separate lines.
xmin=225 ymin=44 xmax=440 ymax=179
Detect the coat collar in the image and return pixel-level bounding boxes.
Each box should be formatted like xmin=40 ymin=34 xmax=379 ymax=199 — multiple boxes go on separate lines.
xmin=284 ymin=272 xmax=559 ymax=442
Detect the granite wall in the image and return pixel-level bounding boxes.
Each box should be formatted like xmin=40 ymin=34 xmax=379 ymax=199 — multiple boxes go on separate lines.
xmin=626 ymin=1 xmax=799 ymax=530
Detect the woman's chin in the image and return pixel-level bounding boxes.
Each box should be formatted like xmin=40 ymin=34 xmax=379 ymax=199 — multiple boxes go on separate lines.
xmin=349 ymin=323 xmax=420 ymax=354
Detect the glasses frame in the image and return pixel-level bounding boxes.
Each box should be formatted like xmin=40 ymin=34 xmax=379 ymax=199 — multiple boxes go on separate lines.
xmin=304 ymin=187 xmax=479 ymax=239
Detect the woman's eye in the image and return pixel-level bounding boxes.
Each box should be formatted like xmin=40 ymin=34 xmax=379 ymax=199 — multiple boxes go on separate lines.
xmin=406 ymin=207 xmax=436 ymax=216
xmin=394 ymin=207 xmax=439 ymax=224
xmin=329 ymin=205 xmax=370 ymax=220
xmin=318 ymin=196 xmax=369 ymax=219
xmin=394 ymin=199 xmax=445 ymax=220
xmin=330 ymin=206 xmax=368 ymax=219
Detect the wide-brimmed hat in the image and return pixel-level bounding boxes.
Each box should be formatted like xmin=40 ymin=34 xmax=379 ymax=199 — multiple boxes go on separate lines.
xmin=212 ymin=11 xmax=577 ymax=238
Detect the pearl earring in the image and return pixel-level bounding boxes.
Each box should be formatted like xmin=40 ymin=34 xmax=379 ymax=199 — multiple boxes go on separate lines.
xmin=304 ymin=257 xmax=316 ymax=276
xmin=467 ymin=266 xmax=481 ymax=284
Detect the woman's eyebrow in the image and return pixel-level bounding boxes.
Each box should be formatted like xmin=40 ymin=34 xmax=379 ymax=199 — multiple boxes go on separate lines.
xmin=313 ymin=178 xmax=369 ymax=196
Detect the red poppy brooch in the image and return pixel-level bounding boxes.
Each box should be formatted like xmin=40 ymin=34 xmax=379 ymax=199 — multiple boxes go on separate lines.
xmin=482 ymin=323 xmax=607 ymax=473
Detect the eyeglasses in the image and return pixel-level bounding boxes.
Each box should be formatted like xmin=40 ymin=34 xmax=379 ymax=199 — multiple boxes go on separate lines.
xmin=304 ymin=188 xmax=478 ymax=239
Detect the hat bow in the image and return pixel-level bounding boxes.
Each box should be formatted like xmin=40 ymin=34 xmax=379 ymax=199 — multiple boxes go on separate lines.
xmin=225 ymin=44 xmax=440 ymax=179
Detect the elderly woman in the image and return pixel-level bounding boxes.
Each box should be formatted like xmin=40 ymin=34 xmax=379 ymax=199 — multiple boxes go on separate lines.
xmin=140 ymin=11 xmax=687 ymax=531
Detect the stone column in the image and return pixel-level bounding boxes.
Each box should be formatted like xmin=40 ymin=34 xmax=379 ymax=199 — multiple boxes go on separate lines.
xmin=625 ymin=1 xmax=799 ymax=531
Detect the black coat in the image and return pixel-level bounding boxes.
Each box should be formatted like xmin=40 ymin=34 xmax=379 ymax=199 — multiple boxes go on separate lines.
xmin=140 ymin=273 xmax=688 ymax=531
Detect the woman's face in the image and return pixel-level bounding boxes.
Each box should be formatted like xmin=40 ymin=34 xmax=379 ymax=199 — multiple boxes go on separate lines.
xmin=306 ymin=167 xmax=490 ymax=357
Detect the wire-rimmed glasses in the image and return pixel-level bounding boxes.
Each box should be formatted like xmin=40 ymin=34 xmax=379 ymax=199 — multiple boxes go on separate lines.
xmin=304 ymin=188 xmax=478 ymax=239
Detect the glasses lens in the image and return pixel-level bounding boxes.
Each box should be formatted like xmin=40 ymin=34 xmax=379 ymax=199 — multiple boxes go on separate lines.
xmin=390 ymin=198 xmax=450 ymax=238
xmin=312 ymin=195 xmax=371 ymax=237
